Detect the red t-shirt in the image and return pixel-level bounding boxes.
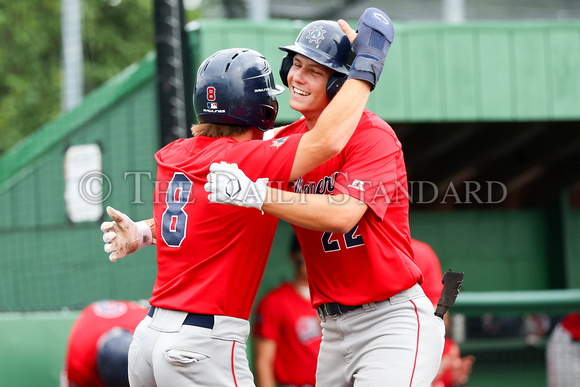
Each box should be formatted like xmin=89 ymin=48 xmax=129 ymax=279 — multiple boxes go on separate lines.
xmin=411 ymin=238 xmax=444 ymax=306
xmin=151 ymin=134 xmax=302 ymax=320
xmin=562 ymin=311 xmax=580 ymax=341
xmin=276 ymin=110 xmax=422 ymax=308
xmin=64 ymin=300 xmax=148 ymax=387
xmin=254 ymin=283 xmax=321 ymax=385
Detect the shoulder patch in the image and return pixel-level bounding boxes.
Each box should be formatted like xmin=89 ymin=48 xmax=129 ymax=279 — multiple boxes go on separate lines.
xmin=348 ymin=179 xmax=367 ymax=192
xmin=270 ymin=136 xmax=289 ymax=148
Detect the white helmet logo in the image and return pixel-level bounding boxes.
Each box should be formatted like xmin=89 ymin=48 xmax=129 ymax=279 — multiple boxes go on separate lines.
xmin=307 ymin=26 xmax=326 ymax=45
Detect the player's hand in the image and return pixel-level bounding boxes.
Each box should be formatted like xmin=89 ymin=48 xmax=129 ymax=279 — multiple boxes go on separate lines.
xmin=347 ymin=7 xmax=394 ymax=89
xmin=204 ymin=162 xmax=268 ymax=211
xmin=100 ymin=206 xmax=152 ymax=262
xmin=338 ymin=19 xmax=357 ymax=43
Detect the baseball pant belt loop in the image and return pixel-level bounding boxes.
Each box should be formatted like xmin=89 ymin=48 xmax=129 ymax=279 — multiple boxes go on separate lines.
xmin=148 ymin=306 xmax=214 ymax=329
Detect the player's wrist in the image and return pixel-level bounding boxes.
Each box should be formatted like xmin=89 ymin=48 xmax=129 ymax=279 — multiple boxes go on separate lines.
xmin=135 ymin=221 xmax=153 ymax=249
xmin=243 ymin=178 xmax=269 ymax=211
xmin=347 ymin=58 xmax=382 ymax=89
xmin=348 ymin=8 xmax=394 ymax=90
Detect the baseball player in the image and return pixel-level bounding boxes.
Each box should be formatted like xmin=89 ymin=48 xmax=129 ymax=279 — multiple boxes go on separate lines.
xmin=205 ymin=8 xmax=446 ymax=386
xmin=62 ymin=300 xmax=148 ymax=387
xmin=411 ymin=238 xmax=444 ymax=307
xmin=253 ymin=234 xmax=321 ymax=387
xmin=101 ymin=21 xmax=377 ymax=386
xmin=546 ymin=311 xmax=580 ymax=387
xmin=411 ymin=238 xmax=475 ymax=387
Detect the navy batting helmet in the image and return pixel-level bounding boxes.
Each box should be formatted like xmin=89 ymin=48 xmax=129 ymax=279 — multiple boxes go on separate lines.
xmin=279 ymin=21 xmax=353 ymax=100
xmin=193 ymin=48 xmax=284 ymax=131
xmin=96 ymin=327 xmax=133 ymax=387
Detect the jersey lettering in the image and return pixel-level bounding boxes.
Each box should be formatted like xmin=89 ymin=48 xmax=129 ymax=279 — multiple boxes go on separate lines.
xmin=321 ymin=225 xmax=364 ymax=252
xmin=293 ymin=172 xmax=338 ymax=194
xmin=161 ymin=173 xmax=192 ymax=247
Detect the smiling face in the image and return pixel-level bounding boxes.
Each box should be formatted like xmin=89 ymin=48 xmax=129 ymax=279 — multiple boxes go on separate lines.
xmin=287 ymin=54 xmax=334 ymax=128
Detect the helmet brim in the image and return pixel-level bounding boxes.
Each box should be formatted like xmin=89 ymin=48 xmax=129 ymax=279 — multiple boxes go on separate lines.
xmin=279 ymin=44 xmax=350 ymax=75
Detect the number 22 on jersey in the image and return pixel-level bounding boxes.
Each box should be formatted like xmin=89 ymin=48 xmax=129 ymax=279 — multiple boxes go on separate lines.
xmin=322 ymin=225 xmax=364 ymax=252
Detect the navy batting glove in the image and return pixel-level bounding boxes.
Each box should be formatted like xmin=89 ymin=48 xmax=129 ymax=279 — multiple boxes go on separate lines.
xmin=347 ymin=8 xmax=394 ymax=90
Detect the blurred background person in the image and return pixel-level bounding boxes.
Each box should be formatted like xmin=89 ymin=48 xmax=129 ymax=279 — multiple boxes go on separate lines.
xmin=253 ymin=234 xmax=321 ymax=387
xmin=411 ymin=238 xmax=475 ymax=387
xmin=546 ymin=311 xmax=580 ymax=387
xmin=61 ymin=300 xmax=148 ymax=387
xmin=412 ymin=238 xmax=444 ymax=307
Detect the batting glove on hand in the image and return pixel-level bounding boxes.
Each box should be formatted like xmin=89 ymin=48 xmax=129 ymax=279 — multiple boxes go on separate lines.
xmin=101 ymin=206 xmax=152 ymax=262
xmin=204 ymin=162 xmax=269 ymax=211
xmin=347 ymin=7 xmax=394 ymax=90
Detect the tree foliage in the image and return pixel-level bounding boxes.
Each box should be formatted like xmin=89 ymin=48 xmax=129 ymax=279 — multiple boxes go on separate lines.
xmin=0 ymin=0 xmax=155 ymax=155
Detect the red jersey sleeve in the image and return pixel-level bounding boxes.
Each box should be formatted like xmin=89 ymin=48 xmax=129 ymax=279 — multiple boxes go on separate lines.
xmin=333 ymin=117 xmax=406 ymax=221
xmin=562 ymin=312 xmax=580 ymax=341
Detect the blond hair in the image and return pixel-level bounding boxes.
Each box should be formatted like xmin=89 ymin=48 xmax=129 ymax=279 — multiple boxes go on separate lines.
xmin=191 ymin=123 xmax=251 ymax=138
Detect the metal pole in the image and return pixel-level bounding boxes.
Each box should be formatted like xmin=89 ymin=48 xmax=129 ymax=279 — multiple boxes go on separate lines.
xmin=61 ymin=0 xmax=84 ymax=111
xmin=247 ymin=0 xmax=270 ymax=22
xmin=154 ymin=0 xmax=192 ymax=147
xmin=442 ymin=0 xmax=465 ymax=24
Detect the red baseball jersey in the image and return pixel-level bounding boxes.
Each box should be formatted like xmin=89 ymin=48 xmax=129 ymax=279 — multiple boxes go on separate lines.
xmin=254 ymin=283 xmax=321 ymax=385
xmin=64 ymin=300 xmax=148 ymax=387
xmin=276 ymin=110 xmax=423 ymax=308
xmin=411 ymin=238 xmax=444 ymax=306
xmin=151 ymin=134 xmax=302 ymax=320
xmin=562 ymin=311 xmax=580 ymax=341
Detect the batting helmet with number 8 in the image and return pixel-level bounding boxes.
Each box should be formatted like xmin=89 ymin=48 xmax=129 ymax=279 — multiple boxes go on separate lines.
xmin=193 ymin=48 xmax=285 ymax=131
